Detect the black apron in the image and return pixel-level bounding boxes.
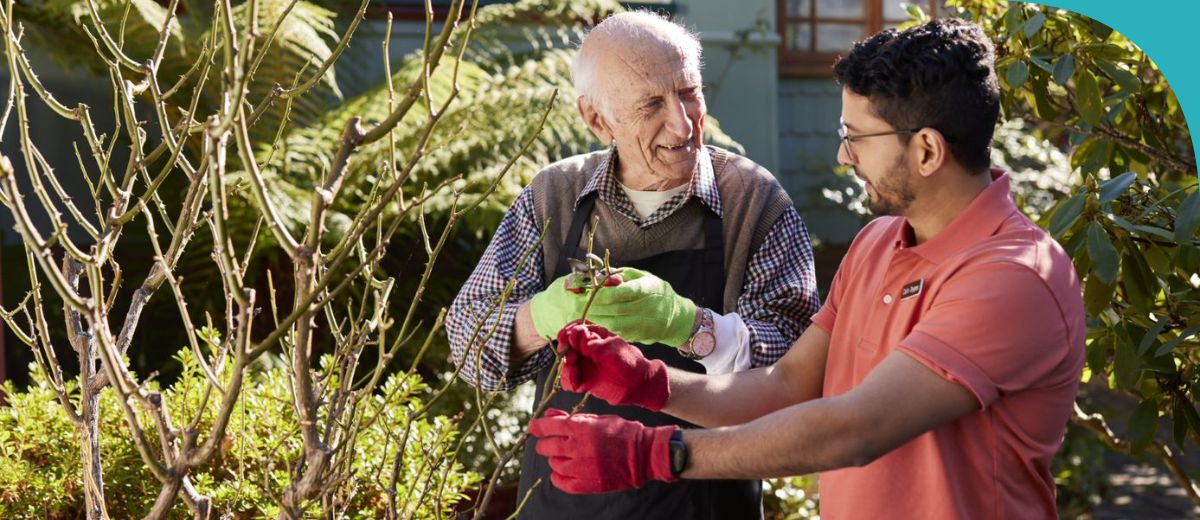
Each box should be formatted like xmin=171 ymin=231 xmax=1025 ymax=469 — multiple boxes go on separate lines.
xmin=517 ymin=193 xmax=763 ymax=519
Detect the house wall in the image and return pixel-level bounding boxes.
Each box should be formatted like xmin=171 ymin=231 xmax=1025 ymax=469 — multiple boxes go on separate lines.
xmin=677 ymin=0 xmax=862 ymax=246
xmin=674 ymin=0 xmax=780 ymax=174
xmin=778 ymin=76 xmax=863 ymax=245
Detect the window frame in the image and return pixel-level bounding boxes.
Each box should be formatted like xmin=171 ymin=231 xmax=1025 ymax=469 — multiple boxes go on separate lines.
xmin=777 ymin=0 xmax=943 ymax=77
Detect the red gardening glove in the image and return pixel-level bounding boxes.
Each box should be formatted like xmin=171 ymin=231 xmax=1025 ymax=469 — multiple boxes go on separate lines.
xmin=529 ymin=408 xmax=677 ymax=494
xmin=556 ymin=321 xmax=670 ymax=411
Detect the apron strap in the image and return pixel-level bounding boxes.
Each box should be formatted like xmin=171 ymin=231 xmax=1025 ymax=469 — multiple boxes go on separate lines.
xmin=555 ymin=193 xmax=598 ymax=279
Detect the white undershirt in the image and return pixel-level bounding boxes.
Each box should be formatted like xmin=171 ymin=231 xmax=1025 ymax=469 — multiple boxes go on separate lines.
xmin=617 ymin=182 xmax=753 ymax=375
xmin=618 ymin=181 xmax=689 ymax=221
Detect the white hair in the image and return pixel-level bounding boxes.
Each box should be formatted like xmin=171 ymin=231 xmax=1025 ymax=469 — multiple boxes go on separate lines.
xmin=572 ymin=10 xmax=704 ymax=118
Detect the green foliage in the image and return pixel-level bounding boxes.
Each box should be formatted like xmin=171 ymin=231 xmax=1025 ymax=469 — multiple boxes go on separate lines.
xmin=953 ymin=0 xmax=1199 ymax=510
xmin=0 ymin=351 xmax=477 ymax=518
xmin=1052 ymin=422 xmax=1109 ymax=516
xmin=763 ymin=475 xmax=820 ymax=519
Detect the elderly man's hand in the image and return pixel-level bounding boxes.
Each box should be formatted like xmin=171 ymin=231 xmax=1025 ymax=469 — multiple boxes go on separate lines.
xmin=581 ymin=267 xmax=698 ymax=347
xmin=557 ymin=321 xmax=670 ymax=410
xmin=528 ymin=275 xmax=583 ymax=339
xmin=530 ymin=409 xmax=677 ymax=494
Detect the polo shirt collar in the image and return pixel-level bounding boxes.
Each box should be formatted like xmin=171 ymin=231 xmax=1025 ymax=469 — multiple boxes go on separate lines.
xmin=574 ymin=146 xmax=723 ymax=219
xmin=900 ymin=169 xmax=1017 ymax=263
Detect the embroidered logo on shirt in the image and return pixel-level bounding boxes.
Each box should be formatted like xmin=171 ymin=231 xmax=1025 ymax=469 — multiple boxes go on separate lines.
xmin=901 ymin=279 xmax=924 ymax=300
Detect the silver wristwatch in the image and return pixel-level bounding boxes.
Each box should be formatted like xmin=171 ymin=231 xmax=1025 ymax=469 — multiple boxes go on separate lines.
xmin=681 ymin=308 xmax=715 ymax=360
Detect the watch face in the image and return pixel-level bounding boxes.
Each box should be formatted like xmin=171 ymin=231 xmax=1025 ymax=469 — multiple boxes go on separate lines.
xmin=670 ymin=439 xmax=688 ymax=475
xmin=692 ymin=332 xmax=716 ymax=358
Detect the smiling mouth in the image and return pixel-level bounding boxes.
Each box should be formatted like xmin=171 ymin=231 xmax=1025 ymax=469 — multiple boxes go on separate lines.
xmin=658 ymin=141 xmax=692 ymax=152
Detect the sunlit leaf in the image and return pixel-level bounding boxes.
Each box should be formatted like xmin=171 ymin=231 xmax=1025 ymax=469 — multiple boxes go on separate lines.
xmin=1099 ymin=172 xmax=1137 ymax=203
xmin=1049 ymin=194 xmax=1086 ymax=237
xmin=1096 ymin=59 xmax=1141 ymax=92
xmin=1083 ymin=273 xmax=1113 ymax=316
xmin=1076 ymin=69 xmax=1104 ymax=126
xmin=1086 ymin=221 xmax=1120 ymax=284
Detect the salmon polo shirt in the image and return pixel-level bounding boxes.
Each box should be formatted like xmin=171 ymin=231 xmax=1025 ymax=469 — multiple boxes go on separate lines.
xmin=809 ymin=170 xmax=1086 ymax=519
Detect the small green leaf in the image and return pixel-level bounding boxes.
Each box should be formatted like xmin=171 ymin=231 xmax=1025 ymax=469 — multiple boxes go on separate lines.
xmin=1053 ymin=55 xmax=1075 ymax=86
xmin=1086 ymin=222 xmax=1120 ymax=284
xmin=903 ymin=2 xmax=927 ymax=21
xmin=1049 ymin=194 xmax=1086 ymax=237
xmin=1137 ymin=318 xmax=1168 ymax=355
xmin=1157 ymin=326 xmax=1200 ymax=357
xmin=1079 ymin=140 xmax=1113 ymax=177
xmin=1083 ymin=273 xmax=1113 ymax=316
xmin=1032 ymin=79 xmax=1059 ymax=120
xmin=1099 ymin=172 xmax=1137 ymax=203
xmin=1076 ymin=69 xmax=1104 ymax=126
xmin=1005 ymin=61 xmax=1029 ymax=89
xmin=1095 ymin=59 xmax=1141 ymax=92
xmin=1023 ymin=12 xmax=1047 ymax=37
xmin=1182 ymin=401 xmax=1200 ymax=445
xmin=1133 ymin=225 xmax=1175 ymax=241
xmin=1088 ymin=20 xmax=1115 ymax=40
xmin=1003 ymin=5 xmax=1023 ymax=36
xmin=1064 ymin=227 xmax=1089 ymax=256
xmin=1129 ymin=398 xmax=1159 ymax=454
xmin=1081 ymin=43 xmax=1128 ymax=62
xmin=1029 ymin=55 xmax=1054 ymax=72
xmin=1110 ymin=216 xmax=1137 ymax=233
xmin=1174 ymin=401 xmax=1190 ymax=451
xmin=1114 ymin=336 xmax=1141 ymax=389
xmin=1177 ymin=245 xmax=1200 ymax=275
xmin=1120 ymin=251 xmax=1156 ymax=312
xmin=1087 ymin=334 xmax=1110 ymax=376
xmin=1175 ymin=190 xmax=1200 ymax=243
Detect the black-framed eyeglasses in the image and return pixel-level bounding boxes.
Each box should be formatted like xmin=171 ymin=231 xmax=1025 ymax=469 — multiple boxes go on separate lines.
xmin=837 ymin=117 xmax=920 ymax=163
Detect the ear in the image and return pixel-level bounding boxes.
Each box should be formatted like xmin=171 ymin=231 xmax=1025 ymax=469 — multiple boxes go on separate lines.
xmin=911 ymin=128 xmax=949 ymax=178
xmin=577 ymin=97 xmax=614 ymax=144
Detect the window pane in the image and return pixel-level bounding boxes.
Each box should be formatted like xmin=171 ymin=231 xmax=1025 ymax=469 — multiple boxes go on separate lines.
xmin=788 ymin=0 xmax=812 ymax=17
xmin=787 ymin=22 xmax=813 ymax=51
xmin=815 ymin=23 xmax=863 ymax=52
xmin=883 ymin=0 xmax=915 ymax=20
xmin=816 ymin=0 xmax=864 ymax=19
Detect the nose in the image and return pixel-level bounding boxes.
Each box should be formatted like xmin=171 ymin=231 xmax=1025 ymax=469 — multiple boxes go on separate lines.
xmin=837 ymin=139 xmax=854 ymax=166
xmin=665 ymin=98 xmax=693 ymax=141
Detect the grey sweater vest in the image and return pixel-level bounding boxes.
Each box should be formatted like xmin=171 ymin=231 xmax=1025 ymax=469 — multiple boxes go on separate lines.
xmin=531 ymin=146 xmax=795 ymax=314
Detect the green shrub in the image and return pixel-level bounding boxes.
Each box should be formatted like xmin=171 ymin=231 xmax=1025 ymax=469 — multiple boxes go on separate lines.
xmin=0 ymin=350 xmax=477 ymax=518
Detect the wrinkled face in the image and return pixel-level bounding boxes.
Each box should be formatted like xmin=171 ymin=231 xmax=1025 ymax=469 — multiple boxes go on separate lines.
xmin=838 ymin=88 xmax=917 ymax=216
xmin=591 ymin=41 xmax=706 ymax=187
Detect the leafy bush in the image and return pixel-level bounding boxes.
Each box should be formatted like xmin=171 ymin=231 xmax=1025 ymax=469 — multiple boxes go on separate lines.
xmin=0 ymin=349 xmax=476 ymax=518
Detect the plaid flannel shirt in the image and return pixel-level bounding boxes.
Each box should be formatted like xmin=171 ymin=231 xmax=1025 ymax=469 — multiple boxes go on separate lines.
xmin=446 ymin=148 xmax=820 ymax=391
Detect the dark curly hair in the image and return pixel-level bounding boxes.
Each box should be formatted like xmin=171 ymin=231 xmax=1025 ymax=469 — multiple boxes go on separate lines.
xmin=833 ymin=18 xmax=999 ymax=174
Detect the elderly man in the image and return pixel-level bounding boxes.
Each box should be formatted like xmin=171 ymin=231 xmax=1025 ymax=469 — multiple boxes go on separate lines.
xmin=531 ymin=18 xmax=1086 ymax=519
xmin=446 ymin=10 xmax=819 ymax=520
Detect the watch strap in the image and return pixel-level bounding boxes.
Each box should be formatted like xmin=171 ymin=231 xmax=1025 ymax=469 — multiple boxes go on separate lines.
xmin=669 ymin=428 xmax=688 ymax=477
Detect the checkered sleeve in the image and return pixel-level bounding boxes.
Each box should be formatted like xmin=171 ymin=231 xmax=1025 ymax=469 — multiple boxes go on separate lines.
xmin=445 ymin=187 xmax=553 ymax=391
xmin=737 ymin=206 xmax=821 ymax=367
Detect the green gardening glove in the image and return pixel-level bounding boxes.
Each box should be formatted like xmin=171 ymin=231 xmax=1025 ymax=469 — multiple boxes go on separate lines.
xmin=528 ymin=275 xmax=584 ymax=339
xmin=582 ymin=268 xmax=697 ymax=347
